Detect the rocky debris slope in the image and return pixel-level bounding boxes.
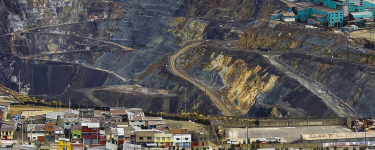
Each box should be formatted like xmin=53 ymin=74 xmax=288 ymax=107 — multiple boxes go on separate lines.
xmin=280 ymin=53 xmax=375 ymax=117
xmin=186 ymin=0 xmax=287 ymax=20
xmin=237 ymin=24 xmax=375 ymax=66
xmin=180 ymin=44 xmax=334 ymax=117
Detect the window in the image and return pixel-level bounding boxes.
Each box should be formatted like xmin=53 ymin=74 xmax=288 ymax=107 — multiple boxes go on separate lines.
xmin=176 ymin=138 xmax=180 ymax=140
xmin=65 ymin=123 xmax=69 ymax=125
xmin=92 ymin=139 xmax=98 ymax=144
xmin=48 ymin=126 xmax=52 ymax=128
xmin=139 ymin=121 xmax=143 ymax=123
xmin=185 ymin=138 xmax=188 ymax=140
xmin=82 ymin=133 xmax=90 ymax=136
xmin=84 ymin=138 xmax=90 ymax=144
xmin=162 ymin=137 xmax=165 ymax=140
xmin=157 ymin=137 xmax=160 ymax=140
xmin=167 ymin=137 xmax=171 ymax=140
xmin=131 ymin=121 xmax=135 ymax=122
xmin=49 ymin=120 xmax=52 ymax=123
xmin=92 ymin=133 xmax=98 ymax=136
xmin=125 ymin=137 xmax=130 ymax=139
xmin=139 ymin=137 xmax=144 ymax=140
xmin=147 ymin=137 xmax=152 ymax=140
xmin=92 ymin=128 xmax=97 ymax=130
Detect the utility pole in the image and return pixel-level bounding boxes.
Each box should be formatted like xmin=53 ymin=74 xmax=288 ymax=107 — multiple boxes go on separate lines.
xmin=365 ymin=117 xmax=367 ymax=147
xmin=117 ymin=98 xmax=118 ymax=109
xmin=18 ymin=70 xmax=21 ymax=107
xmin=69 ymin=97 xmax=70 ymax=110
xmin=370 ymin=29 xmax=373 ymax=49
xmin=246 ymin=126 xmax=249 ymax=150
xmin=184 ymin=91 xmax=187 ymax=113
xmin=31 ymin=69 xmax=33 ymax=96
xmin=22 ymin=123 xmax=23 ymax=144
xmin=347 ymin=37 xmax=349 ymax=62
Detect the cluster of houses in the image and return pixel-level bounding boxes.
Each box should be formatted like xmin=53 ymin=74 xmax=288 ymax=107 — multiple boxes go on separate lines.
xmin=0 ymin=107 xmax=210 ymax=149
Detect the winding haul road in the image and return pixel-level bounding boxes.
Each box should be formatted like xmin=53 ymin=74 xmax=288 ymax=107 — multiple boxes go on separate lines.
xmin=168 ymin=42 xmax=237 ymax=116
xmin=168 ymin=40 xmax=359 ymax=118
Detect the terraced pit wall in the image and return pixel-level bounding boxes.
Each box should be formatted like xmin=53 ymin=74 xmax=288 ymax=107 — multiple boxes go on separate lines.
xmin=237 ymin=24 xmax=375 ymax=66
xmin=280 ymin=53 xmax=375 ymax=117
xmin=181 ymin=44 xmax=335 ymax=117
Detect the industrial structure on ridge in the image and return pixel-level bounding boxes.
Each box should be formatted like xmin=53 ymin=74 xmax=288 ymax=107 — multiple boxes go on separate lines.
xmin=271 ymin=0 xmax=375 ymax=27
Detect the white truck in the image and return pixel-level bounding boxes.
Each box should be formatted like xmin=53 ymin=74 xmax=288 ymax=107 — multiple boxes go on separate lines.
xmin=227 ymin=139 xmax=240 ymax=144
xmin=305 ymin=25 xmax=317 ymax=29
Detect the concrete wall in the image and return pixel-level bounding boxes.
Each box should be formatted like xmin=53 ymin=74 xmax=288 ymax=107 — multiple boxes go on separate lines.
xmin=240 ymin=143 xmax=323 ymax=149
xmin=224 ymin=118 xmax=347 ymax=128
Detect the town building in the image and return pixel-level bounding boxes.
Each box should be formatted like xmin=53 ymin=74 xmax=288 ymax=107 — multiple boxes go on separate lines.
xmin=135 ymin=130 xmax=154 ymax=145
xmin=196 ymin=132 xmax=210 ymax=148
xmin=147 ymin=121 xmax=166 ymax=129
xmin=28 ymin=115 xmax=46 ymax=124
xmin=128 ymin=112 xmax=146 ymax=127
xmin=54 ymin=125 xmax=64 ymax=139
xmin=70 ymin=124 xmax=82 ymax=139
xmin=170 ymin=128 xmax=191 ymax=147
xmin=302 ymin=132 xmax=375 ymax=147
xmin=82 ymin=123 xmax=100 ymax=145
xmin=0 ymin=124 xmax=15 ymax=140
xmin=44 ymin=123 xmax=55 ymax=142
xmin=27 ymin=124 xmax=45 ymax=141
xmin=79 ymin=108 xmax=94 ymax=118
xmin=154 ymin=130 xmax=173 ymax=147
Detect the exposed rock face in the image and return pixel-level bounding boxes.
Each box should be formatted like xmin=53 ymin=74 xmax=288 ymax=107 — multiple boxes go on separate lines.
xmin=186 ymin=0 xmax=287 ymax=20
xmin=280 ymin=53 xmax=375 ymax=117
xmin=237 ymin=25 xmax=375 ymax=66
xmin=181 ymin=45 xmax=334 ymax=117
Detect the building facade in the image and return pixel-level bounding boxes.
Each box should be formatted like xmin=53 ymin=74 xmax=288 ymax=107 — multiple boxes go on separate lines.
xmin=173 ymin=134 xmax=191 ymax=147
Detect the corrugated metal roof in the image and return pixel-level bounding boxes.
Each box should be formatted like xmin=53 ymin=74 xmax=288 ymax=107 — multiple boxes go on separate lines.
xmin=117 ymin=128 xmax=124 ymax=135
xmin=0 ymin=124 xmax=14 ymax=131
xmin=303 ymin=132 xmax=375 ymax=141
xmin=128 ymin=112 xmax=146 ymax=121
xmin=63 ymin=110 xmax=79 ymax=115
xmin=311 ymin=14 xmax=326 ymax=18
xmin=148 ymin=121 xmax=166 ymax=126
xmin=27 ymin=124 xmax=45 ymax=132
xmin=351 ymin=12 xmax=373 ymax=16
xmin=283 ymin=12 xmax=296 ymax=17
xmin=87 ymin=123 xmax=100 ymax=128
xmin=46 ymin=112 xmax=58 ymax=119
xmin=70 ymin=125 xmax=81 ymax=131
xmin=146 ymin=117 xmax=163 ymax=121
xmin=170 ymin=128 xmax=189 ymax=134
xmin=210 ymin=120 xmax=224 ymax=126
xmin=110 ymin=110 xmax=126 ymax=116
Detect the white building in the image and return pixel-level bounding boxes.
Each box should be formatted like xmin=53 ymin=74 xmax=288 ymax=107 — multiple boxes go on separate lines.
xmin=173 ymin=134 xmax=191 ymax=147
xmin=27 ymin=124 xmax=45 ymax=141
xmin=128 ymin=112 xmax=146 ymax=127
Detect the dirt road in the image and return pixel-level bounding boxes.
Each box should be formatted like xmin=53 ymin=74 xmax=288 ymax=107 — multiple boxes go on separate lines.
xmin=168 ymin=42 xmax=237 ymax=116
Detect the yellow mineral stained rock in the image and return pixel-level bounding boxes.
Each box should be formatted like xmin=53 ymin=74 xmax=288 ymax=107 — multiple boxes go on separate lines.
xmin=270 ymin=108 xmax=282 ymax=118
xmin=169 ymin=17 xmax=208 ymax=46
xmin=205 ymin=52 xmax=279 ymax=114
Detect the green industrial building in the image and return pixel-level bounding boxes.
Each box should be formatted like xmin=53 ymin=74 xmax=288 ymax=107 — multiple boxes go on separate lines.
xmin=279 ymin=0 xmax=375 ymax=27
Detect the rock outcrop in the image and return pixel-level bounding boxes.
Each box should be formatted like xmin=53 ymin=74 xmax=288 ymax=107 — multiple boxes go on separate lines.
xmin=181 ymin=45 xmax=334 ymax=117
xmin=280 ymin=53 xmax=375 ymax=117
